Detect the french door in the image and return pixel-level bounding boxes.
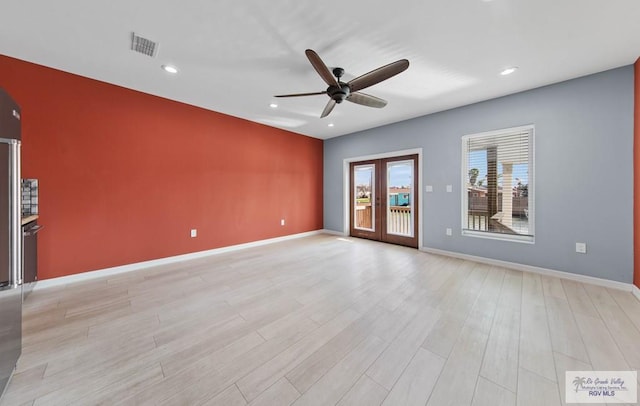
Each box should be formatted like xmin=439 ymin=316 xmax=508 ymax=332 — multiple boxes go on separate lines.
xmin=349 ymin=154 xmax=418 ymax=248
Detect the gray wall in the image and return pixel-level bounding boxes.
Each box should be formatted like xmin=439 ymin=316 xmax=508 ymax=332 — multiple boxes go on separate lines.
xmin=324 ymin=66 xmax=634 ymax=283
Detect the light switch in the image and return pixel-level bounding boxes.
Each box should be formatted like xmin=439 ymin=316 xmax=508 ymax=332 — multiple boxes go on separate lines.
xmin=446 ymin=185 xmax=452 ymax=193
xmin=425 ymin=185 xmax=433 ymax=192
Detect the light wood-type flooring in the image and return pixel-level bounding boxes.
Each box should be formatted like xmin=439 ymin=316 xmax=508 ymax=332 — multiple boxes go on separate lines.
xmin=2 ymin=234 xmax=640 ymax=405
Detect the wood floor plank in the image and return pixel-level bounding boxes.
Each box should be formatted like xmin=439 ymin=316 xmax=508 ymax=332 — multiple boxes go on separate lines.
xmin=285 ymin=305 xmax=386 ymax=394
xmin=32 ymin=363 xmax=164 ymax=406
xmin=247 ymin=378 xmax=299 ymax=406
xmin=22 ymin=307 xmax=66 ymax=335
xmin=479 ymin=306 xmax=520 ymax=392
xmin=366 ymin=308 xmax=441 ymax=390
xmin=291 ymin=335 xmax=387 ymax=406
xmin=583 ymin=286 xmax=640 ymax=369
xmin=560 ymin=280 xmax=599 ymax=318
xmin=162 ymin=331 xmax=266 ymax=378
xmin=86 ymin=312 xmax=160 ymax=339
xmin=336 ymin=375 xmax=388 ymax=406
xmin=581 ymin=283 xmax=618 ymax=307
xmin=421 ymin=313 xmax=466 ymax=358
xmin=573 ymin=313 xmax=631 ymax=371
xmin=471 ymin=376 xmax=516 ymax=406
xmin=42 ymin=333 xmax=157 ymax=379
xmin=458 ymin=263 xmax=491 ymax=296
xmin=475 ymin=266 xmax=506 ymax=304
xmin=366 ymin=295 xmax=421 ymax=342
xmin=432 ymin=260 xmax=476 ymax=311
xmin=553 ymin=352 xmax=592 ymax=406
xmin=377 ymin=279 xmax=420 ymax=312
xmin=516 ymin=368 xmax=561 ymax=406
xmin=256 ymin=312 xmax=319 ymax=342
xmin=236 ymin=309 xmax=361 ymax=401
xmin=66 ymin=364 xmax=164 ymax=406
xmin=519 ymin=303 xmax=556 ymax=382
xmin=201 ymin=385 xmax=247 ymax=406
xmin=422 ymin=264 xmax=488 ymax=358
xmin=544 ymin=296 xmax=590 ymax=363
xmin=426 ymin=325 xmax=491 ymax=406
xmin=236 ymin=296 xmax=303 ymax=325
xmin=607 ymin=288 xmax=640 ymax=332
xmin=541 ymin=276 xmax=568 ymax=302
xmin=152 ymin=305 xmax=240 ymax=348
xmin=154 ymin=325 xmax=317 ymax=405
xmin=381 ymin=348 xmax=445 ymax=406
xmin=497 ymin=269 xmax=523 ymax=310
xmin=521 ymin=272 xmax=544 ymax=307
xmin=16 ymin=328 xmax=88 ymax=373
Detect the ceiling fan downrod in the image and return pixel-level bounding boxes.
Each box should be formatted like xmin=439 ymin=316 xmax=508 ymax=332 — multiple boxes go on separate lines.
xmin=328 ymin=68 xmax=350 ymax=104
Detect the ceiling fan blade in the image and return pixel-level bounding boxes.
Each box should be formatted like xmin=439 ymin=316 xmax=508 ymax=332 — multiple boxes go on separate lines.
xmin=346 ymin=92 xmax=388 ymax=108
xmin=348 ymin=59 xmax=410 ymax=93
xmin=274 ymin=91 xmax=327 ymax=98
xmin=320 ymin=99 xmax=337 ymax=118
xmin=305 ymin=49 xmax=339 ymax=87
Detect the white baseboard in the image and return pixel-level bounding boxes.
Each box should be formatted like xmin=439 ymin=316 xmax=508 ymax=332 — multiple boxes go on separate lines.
xmin=321 ymin=228 xmax=347 ymax=236
xmin=420 ymin=246 xmax=635 ymax=292
xmin=34 ymin=230 xmax=324 ymax=290
xmin=633 ymin=284 xmax=640 ymax=302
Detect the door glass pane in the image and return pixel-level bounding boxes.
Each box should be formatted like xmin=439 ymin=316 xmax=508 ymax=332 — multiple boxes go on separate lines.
xmin=353 ymin=164 xmax=375 ymax=231
xmin=387 ymin=160 xmax=413 ymax=237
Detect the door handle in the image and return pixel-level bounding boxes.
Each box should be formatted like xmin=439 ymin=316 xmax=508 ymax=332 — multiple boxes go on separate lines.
xmin=24 ymin=225 xmax=43 ymax=236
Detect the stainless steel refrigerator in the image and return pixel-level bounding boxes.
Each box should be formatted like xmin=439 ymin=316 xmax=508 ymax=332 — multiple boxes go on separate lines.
xmin=0 ymin=88 xmax=22 ymax=398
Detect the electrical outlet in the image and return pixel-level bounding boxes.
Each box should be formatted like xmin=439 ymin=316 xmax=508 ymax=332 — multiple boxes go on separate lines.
xmin=575 ymin=242 xmax=586 ymax=254
xmin=446 ymin=228 xmax=452 ymax=236
xmin=190 ymin=229 xmax=197 ymax=238
xmin=280 ymin=219 xmax=285 ymax=226
xmin=425 ymin=185 xmax=433 ymax=192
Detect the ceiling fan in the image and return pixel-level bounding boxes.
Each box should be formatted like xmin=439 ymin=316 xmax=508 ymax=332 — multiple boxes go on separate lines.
xmin=275 ymin=49 xmax=409 ymax=118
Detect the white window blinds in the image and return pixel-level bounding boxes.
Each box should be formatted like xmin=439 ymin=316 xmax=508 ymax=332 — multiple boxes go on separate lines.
xmin=462 ymin=126 xmax=533 ymax=242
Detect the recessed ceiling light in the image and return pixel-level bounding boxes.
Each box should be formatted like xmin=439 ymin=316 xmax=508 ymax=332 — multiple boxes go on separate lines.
xmin=269 ymin=103 xmax=278 ymax=108
xmin=328 ymin=123 xmax=334 ymax=127
xmin=161 ymin=64 xmax=178 ymax=74
xmin=500 ymin=66 xmax=518 ymax=76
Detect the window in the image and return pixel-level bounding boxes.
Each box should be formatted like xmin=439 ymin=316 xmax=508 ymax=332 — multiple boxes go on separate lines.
xmin=462 ymin=125 xmax=534 ymax=242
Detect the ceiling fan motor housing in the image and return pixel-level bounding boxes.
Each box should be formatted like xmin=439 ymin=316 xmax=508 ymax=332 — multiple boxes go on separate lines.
xmin=328 ymin=83 xmax=350 ymax=103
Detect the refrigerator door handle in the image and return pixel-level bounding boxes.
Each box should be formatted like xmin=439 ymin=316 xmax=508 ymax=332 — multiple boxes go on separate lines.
xmin=9 ymin=141 xmax=21 ymax=287
xmin=23 ymin=225 xmax=43 ymax=236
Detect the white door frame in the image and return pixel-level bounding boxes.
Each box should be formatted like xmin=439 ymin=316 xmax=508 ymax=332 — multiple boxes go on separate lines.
xmin=342 ymin=148 xmax=423 ymax=248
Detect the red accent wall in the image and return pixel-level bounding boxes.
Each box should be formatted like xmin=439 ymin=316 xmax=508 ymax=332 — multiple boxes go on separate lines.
xmin=0 ymin=55 xmax=323 ymax=280
xmin=635 ymin=58 xmax=640 ymax=289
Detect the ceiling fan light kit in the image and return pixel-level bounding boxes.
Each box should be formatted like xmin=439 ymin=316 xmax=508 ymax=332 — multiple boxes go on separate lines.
xmin=275 ymin=49 xmax=409 ymax=118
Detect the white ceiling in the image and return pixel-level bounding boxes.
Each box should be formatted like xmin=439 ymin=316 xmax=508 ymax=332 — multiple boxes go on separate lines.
xmin=1 ymin=1 xmax=639 ymax=140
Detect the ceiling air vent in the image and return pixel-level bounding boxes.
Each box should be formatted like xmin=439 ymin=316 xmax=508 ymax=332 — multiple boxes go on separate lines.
xmin=131 ymin=33 xmax=158 ymax=57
